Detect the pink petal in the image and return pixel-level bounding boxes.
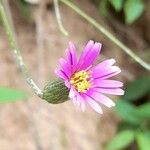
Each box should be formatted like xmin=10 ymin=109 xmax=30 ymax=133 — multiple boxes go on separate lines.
xmin=55 ymin=69 xmax=68 ymax=80
xmin=72 ymin=96 xmax=80 ymax=107
xmin=92 ymin=59 xmax=116 ymax=71
xmin=68 ymin=42 xmax=77 ymax=66
xmin=65 ymin=80 xmax=71 ymax=88
xmin=76 ymin=93 xmax=86 ymax=112
xmin=59 ymin=58 xmax=71 ymax=78
xmin=93 ymin=79 xmax=123 ymax=88
xmin=65 ymin=42 xmax=77 ymax=72
xmin=80 ymin=100 xmax=86 ymax=112
xmin=100 ymin=69 xmax=121 ymax=80
xmin=78 ymin=40 xmax=94 ymax=63
xmin=76 ymin=40 xmax=94 ymax=70
xmin=72 ymin=96 xmax=77 ymax=105
xmin=88 ymin=90 xmax=115 ymax=108
xmin=92 ymin=66 xmax=121 ymax=79
xmin=80 ymin=42 xmax=102 ymax=70
xmin=84 ymin=94 xmax=103 ymax=114
xmin=69 ymin=87 xmax=77 ymax=99
xmin=93 ymin=87 xmax=124 ymax=95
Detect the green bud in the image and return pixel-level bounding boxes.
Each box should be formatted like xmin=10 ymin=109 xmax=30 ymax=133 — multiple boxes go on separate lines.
xmin=42 ymin=78 xmax=69 ymax=104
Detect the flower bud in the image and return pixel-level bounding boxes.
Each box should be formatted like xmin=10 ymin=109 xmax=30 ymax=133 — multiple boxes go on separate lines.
xmin=42 ymin=78 xmax=69 ymax=104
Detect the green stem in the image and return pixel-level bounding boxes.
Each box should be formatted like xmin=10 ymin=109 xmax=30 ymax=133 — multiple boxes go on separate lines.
xmin=0 ymin=2 xmax=43 ymax=97
xmin=60 ymin=0 xmax=150 ymax=71
xmin=54 ymin=0 xmax=69 ymax=36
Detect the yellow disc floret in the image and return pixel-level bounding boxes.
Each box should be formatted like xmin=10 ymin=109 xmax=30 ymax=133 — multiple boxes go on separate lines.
xmin=70 ymin=70 xmax=91 ymax=93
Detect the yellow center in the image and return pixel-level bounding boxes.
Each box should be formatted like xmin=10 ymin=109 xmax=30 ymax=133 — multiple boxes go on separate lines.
xmin=70 ymin=70 xmax=91 ymax=93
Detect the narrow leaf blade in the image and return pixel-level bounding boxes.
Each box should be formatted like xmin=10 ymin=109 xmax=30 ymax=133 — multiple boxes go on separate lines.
xmin=99 ymin=0 xmax=109 ymax=16
xmin=136 ymin=103 xmax=150 ymax=120
xmin=0 ymin=87 xmax=28 ymax=103
xmin=136 ymin=131 xmax=150 ymax=150
xmin=109 ymin=0 xmax=124 ymax=11
xmin=115 ymin=100 xmax=141 ymax=124
xmin=123 ymin=76 xmax=150 ymax=101
xmin=105 ymin=130 xmax=135 ymax=150
xmin=124 ymin=0 xmax=144 ymax=24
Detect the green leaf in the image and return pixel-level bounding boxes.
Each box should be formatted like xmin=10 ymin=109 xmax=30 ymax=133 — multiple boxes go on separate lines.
xmin=123 ymin=76 xmax=150 ymax=101
xmin=115 ymin=100 xmax=141 ymax=124
xmin=0 ymin=87 xmax=28 ymax=103
xmin=105 ymin=130 xmax=135 ymax=150
xmin=136 ymin=103 xmax=150 ymax=120
xmin=109 ymin=0 xmax=124 ymax=11
xmin=124 ymin=0 xmax=144 ymax=24
xmin=99 ymin=0 xmax=109 ymax=16
xmin=118 ymin=122 xmax=139 ymax=131
xmin=136 ymin=131 xmax=150 ymax=150
xmin=17 ymin=0 xmax=32 ymax=21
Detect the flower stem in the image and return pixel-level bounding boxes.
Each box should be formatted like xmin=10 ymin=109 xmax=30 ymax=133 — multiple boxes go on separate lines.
xmin=0 ymin=2 xmax=43 ymax=97
xmin=54 ymin=0 xmax=69 ymax=36
xmin=60 ymin=0 xmax=150 ymax=71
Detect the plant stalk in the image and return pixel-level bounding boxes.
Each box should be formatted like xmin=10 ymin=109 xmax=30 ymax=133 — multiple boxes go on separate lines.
xmin=60 ymin=0 xmax=150 ymax=71
xmin=54 ymin=0 xmax=68 ymax=36
xmin=0 ymin=2 xmax=43 ymax=97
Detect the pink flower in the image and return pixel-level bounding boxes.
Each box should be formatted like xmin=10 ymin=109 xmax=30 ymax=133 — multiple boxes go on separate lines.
xmin=55 ymin=40 xmax=124 ymax=113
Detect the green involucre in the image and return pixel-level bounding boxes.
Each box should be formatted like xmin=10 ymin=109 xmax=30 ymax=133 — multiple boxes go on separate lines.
xmin=42 ymin=78 xmax=69 ymax=104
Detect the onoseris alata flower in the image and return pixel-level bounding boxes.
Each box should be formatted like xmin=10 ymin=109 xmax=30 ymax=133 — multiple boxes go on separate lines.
xmin=55 ymin=40 xmax=124 ymax=113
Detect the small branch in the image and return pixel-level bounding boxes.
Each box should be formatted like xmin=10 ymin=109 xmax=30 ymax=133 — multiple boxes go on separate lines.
xmin=60 ymin=0 xmax=150 ymax=71
xmin=2 ymin=0 xmax=17 ymax=45
xmin=54 ymin=0 xmax=68 ymax=36
xmin=0 ymin=2 xmax=43 ymax=97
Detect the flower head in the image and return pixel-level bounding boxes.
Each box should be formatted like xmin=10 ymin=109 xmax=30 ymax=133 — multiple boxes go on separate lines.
xmin=55 ymin=40 xmax=124 ymax=113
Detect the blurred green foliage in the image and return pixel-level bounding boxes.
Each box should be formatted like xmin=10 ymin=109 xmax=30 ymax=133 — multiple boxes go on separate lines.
xmin=96 ymin=0 xmax=145 ymax=24
xmin=136 ymin=131 xmax=150 ymax=150
xmin=123 ymin=76 xmax=150 ymax=102
xmin=17 ymin=0 xmax=32 ymax=22
xmin=14 ymin=0 xmax=146 ymax=25
xmin=124 ymin=0 xmax=144 ymax=24
xmin=109 ymin=0 xmax=124 ymax=12
xmin=0 ymin=86 xmax=28 ymax=103
xmin=2 ymin=0 xmax=145 ymax=25
xmin=0 ymin=16 xmax=1 ymax=24
xmin=106 ymin=130 xmax=135 ymax=150
xmin=105 ymin=76 xmax=150 ymax=150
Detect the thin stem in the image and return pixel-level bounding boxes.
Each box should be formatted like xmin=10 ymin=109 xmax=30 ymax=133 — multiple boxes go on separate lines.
xmin=0 ymin=2 xmax=43 ymax=97
xmin=60 ymin=0 xmax=150 ymax=71
xmin=54 ymin=0 xmax=68 ymax=36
